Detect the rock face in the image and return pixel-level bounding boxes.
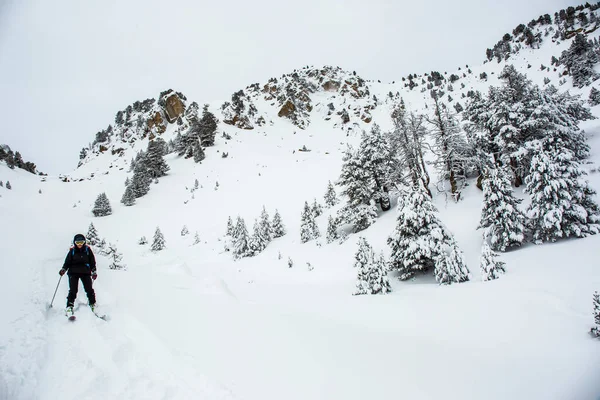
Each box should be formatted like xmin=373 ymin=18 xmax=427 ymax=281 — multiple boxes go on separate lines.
xmin=164 ymin=94 xmax=185 ymax=123
xmin=147 ymin=111 xmax=166 ymax=134
xmin=278 ymin=100 xmax=296 ymax=118
xmin=322 ymin=80 xmax=340 ymax=92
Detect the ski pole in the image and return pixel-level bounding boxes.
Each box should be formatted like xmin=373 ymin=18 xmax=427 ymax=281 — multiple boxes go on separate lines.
xmin=49 ymin=275 xmax=63 ymax=308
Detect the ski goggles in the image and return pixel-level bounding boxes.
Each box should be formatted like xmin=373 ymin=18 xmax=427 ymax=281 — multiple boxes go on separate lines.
xmin=74 ymin=240 xmax=86 ymax=245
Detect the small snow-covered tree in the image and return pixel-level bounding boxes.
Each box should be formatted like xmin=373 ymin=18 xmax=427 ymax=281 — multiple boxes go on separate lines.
xmin=388 ymin=183 xmax=468 ymax=283
xmin=479 ymin=165 xmax=526 ymax=251
xmin=87 ymin=223 xmax=100 ymax=246
xmin=138 ymin=236 xmax=148 ymax=245
xmin=287 ymin=257 xmax=294 ymax=268
xmin=300 ymin=201 xmax=319 ymax=243
xmin=151 ymin=227 xmax=166 ymax=251
xmin=232 ymin=216 xmax=250 ymax=259
xmin=129 ymin=154 xmax=152 ymax=198
xmin=326 ymin=215 xmax=339 ymax=243
xmin=106 ymin=243 xmax=126 ymax=270
xmin=525 ymin=141 xmax=600 ymax=243
xmin=193 ymin=141 xmax=205 ymax=163
xmin=145 ymin=138 xmax=170 ymax=179
xmin=121 ymin=185 xmax=135 ymax=206
xmin=193 ymin=231 xmax=200 ymax=245
xmin=480 ymin=240 xmax=506 ymax=281
xmin=5 ymin=181 xmax=11 ymax=190
xmin=311 ymin=198 xmax=323 ymax=218
xmin=434 ymin=240 xmax=470 ymax=285
xmin=591 ymin=292 xmax=600 ymax=338
xmin=92 ymin=192 xmax=112 ymax=217
xmin=181 ymin=225 xmax=189 ymax=236
xmin=353 ymin=238 xmax=391 ymax=295
xmin=324 ymin=180 xmax=338 ymax=207
xmin=226 ymin=216 xmax=234 ymax=236
xmin=272 ymin=209 xmax=286 ymax=238
xmin=0 ymin=181 xmax=3 ymax=187
xmin=258 ymin=206 xmax=273 ymax=242
xmin=589 ymin=87 xmax=600 ymax=106
xmin=248 ymin=218 xmax=269 ymax=255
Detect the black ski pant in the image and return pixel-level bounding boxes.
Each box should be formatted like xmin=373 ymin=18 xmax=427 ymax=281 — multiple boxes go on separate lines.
xmin=66 ymin=274 xmax=96 ymax=307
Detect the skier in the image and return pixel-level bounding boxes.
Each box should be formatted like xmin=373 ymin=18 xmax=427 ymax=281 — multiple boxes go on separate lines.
xmin=59 ymin=233 xmax=98 ymax=317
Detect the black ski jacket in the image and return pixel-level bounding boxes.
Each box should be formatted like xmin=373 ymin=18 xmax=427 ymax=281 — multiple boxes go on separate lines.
xmin=62 ymin=245 xmax=96 ymax=275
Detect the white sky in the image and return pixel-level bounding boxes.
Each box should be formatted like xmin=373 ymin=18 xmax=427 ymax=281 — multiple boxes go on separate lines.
xmin=0 ymin=0 xmax=576 ymax=174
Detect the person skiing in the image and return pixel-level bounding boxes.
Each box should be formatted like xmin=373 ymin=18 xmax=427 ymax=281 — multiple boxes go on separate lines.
xmin=59 ymin=233 xmax=97 ymax=317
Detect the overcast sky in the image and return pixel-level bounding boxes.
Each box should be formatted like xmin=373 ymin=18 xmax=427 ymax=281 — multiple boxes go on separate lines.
xmin=0 ymin=0 xmax=576 ymax=174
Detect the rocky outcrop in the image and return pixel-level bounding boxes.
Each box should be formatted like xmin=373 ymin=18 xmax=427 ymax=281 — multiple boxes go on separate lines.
xmin=322 ymin=80 xmax=340 ymax=92
xmin=164 ymin=94 xmax=185 ymax=123
xmin=278 ymin=100 xmax=296 ymax=118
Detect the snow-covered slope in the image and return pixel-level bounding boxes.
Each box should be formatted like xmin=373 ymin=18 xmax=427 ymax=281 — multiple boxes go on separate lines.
xmin=2 ymin=4 xmax=600 ymax=400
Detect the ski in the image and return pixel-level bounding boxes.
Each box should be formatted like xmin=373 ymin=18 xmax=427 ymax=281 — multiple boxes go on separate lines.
xmin=92 ymin=311 xmax=108 ymax=321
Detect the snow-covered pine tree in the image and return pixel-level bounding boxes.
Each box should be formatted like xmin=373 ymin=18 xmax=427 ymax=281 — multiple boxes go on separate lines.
xmin=478 ymin=165 xmax=526 ymax=251
xmin=589 ymin=87 xmax=600 ymax=106
xmin=138 ymin=236 xmax=148 ymax=245
xmin=300 ymin=201 xmax=318 ymax=243
xmin=388 ymin=183 xmax=466 ymax=283
xmin=434 ymin=240 xmax=470 ymax=285
xmin=232 ymin=216 xmax=250 ymax=259
xmin=198 ymin=104 xmax=218 ymax=147
xmin=193 ymin=231 xmax=200 ymax=245
xmin=311 ymin=198 xmax=323 ymax=218
xmin=226 ymin=216 xmax=234 ymax=236
xmin=591 ymin=291 xmax=600 ymax=337
xmin=249 ymin=218 xmax=269 ymax=255
xmin=336 ymin=146 xmax=379 ymax=232
xmin=121 ymin=185 xmax=135 ymax=206
xmin=272 ymin=209 xmax=286 ymax=238
xmin=525 ymin=140 xmax=600 ymax=243
xmin=5 ymin=181 xmax=11 ymax=190
xmin=181 ymin=225 xmax=189 ymax=236
xmin=193 ymin=141 xmax=205 ymax=163
xmin=0 ymin=181 xmax=3 ymax=187
xmin=427 ymin=92 xmax=473 ymax=201
xmin=480 ymin=240 xmax=506 ymax=281
xmin=323 ymin=180 xmax=338 ymax=207
xmin=258 ymin=206 xmax=273 ymax=242
xmin=145 ymin=138 xmax=170 ymax=179
xmin=87 ymin=222 xmax=100 ymax=246
xmin=353 ymin=238 xmax=391 ymax=295
xmin=92 ymin=192 xmax=112 ymax=217
xmin=151 ymin=227 xmax=166 ymax=251
xmin=106 ymin=243 xmax=126 ymax=270
xmin=129 ymin=153 xmax=152 ymax=198
xmin=326 ymin=215 xmax=339 ymax=243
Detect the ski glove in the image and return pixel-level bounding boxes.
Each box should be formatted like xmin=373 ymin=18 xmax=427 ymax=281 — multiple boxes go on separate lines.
xmin=59 ymin=269 xmax=66 ymax=276
xmin=92 ymin=272 xmax=97 ymax=280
